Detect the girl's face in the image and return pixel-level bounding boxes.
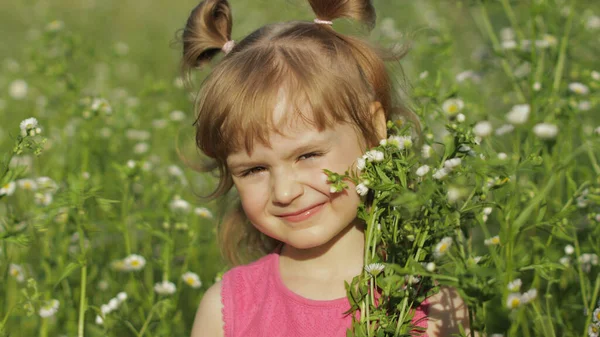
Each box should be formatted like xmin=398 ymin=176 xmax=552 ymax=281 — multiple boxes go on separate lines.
xmin=227 ymin=116 xmax=368 ymax=250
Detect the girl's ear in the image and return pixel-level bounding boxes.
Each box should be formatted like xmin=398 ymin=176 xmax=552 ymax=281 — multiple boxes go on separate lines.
xmin=370 ymin=101 xmax=387 ymax=141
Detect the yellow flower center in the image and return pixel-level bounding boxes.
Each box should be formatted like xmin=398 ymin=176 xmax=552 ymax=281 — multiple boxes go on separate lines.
xmin=2 ymin=183 xmax=9 ymax=189
xmin=448 ymin=105 xmax=458 ymax=113
xmin=131 ymin=260 xmax=139 ymax=267
xmin=510 ymin=298 xmax=520 ymax=309
xmin=10 ymin=269 xmax=19 ymax=276
xmin=439 ymin=243 xmax=448 ymax=253
xmin=185 ymin=276 xmax=194 ymax=285
xmin=491 ymin=237 xmax=500 ymax=244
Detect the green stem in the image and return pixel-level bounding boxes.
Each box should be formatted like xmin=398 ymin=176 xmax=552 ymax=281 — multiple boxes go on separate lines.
xmin=573 ymin=233 xmax=589 ymax=311
xmin=586 ymin=143 xmax=600 ymax=175
xmin=121 ymin=181 xmax=132 ymax=255
xmin=500 ymin=0 xmax=526 ymax=42
xmin=138 ymin=304 xmax=157 ymax=337
xmin=582 ymin=274 xmax=600 ymax=337
xmin=478 ymin=1 xmax=526 ymax=102
xmin=552 ymin=0 xmax=576 ymax=95
xmin=77 ymin=265 xmax=87 ymax=337
xmin=532 ymin=302 xmax=554 ymax=337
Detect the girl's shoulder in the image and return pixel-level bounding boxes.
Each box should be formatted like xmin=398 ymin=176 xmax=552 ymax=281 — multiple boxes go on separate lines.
xmin=424 ymin=286 xmax=478 ymax=337
xmin=190 ymin=280 xmax=224 ymax=337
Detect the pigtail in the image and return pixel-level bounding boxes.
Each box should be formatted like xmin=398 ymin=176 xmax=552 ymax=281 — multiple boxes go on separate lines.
xmin=181 ymin=0 xmax=233 ymax=74
xmin=307 ymin=0 xmax=376 ymax=29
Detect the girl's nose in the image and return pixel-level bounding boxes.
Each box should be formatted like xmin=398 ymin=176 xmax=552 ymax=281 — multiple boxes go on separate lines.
xmin=271 ymin=169 xmax=303 ymax=205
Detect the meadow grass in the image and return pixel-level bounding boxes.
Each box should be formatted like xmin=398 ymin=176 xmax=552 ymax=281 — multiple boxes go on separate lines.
xmin=1 ymin=0 xmax=599 ymax=336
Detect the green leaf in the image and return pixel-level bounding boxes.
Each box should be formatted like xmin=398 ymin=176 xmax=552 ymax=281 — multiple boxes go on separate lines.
xmin=54 ymin=262 xmax=81 ymax=288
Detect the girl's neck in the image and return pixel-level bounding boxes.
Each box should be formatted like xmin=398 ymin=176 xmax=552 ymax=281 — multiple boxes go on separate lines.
xmin=279 ymin=220 xmax=365 ymax=280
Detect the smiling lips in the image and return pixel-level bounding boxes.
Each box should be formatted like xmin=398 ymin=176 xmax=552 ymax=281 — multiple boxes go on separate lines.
xmin=279 ymin=203 xmax=325 ymax=222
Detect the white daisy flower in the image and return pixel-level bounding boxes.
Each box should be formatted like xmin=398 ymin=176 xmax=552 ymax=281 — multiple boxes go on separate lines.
xmin=91 ymin=98 xmax=112 ymax=115
xmin=568 ymin=82 xmax=589 ymax=95
xmin=123 ymin=254 xmax=146 ymax=271
xmin=421 ymin=145 xmax=432 ymax=159
xmin=34 ymin=192 xmax=53 ymax=206
xmin=364 ymin=150 xmax=384 ymax=163
xmin=170 ymin=197 xmax=191 ymax=214
xmin=501 ymin=40 xmax=517 ymax=50
xmin=416 ymin=165 xmax=430 ymax=177
xmin=19 ymin=117 xmax=39 ymax=137
xmin=194 ymin=207 xmax=213 ymax=219
xmin=592 ymin=71 xmax=600 ymax=81
xmin=506 ymin=293 xmax=522 ymax=310
xmin=388 ymin=135 xmax=413 ymax=150
xmin=586 ymin=15 xmax=600 ymax=30
xmin=356 ymin=157 xmax=366 ymax=171
xmin=39 ymin=299 xmax=60 ymax=318
xmin=485 ymin=235 xmax=501 ymax=246
xmin=456 ymin=70 xmax=475 ymax=83
xmin=46 ymin=20 xmax=64 ymax=32
xmin=95 ymin=315 xmax=104 ymax=325
xmin=126 ymin=160 xmax=136 ymax=169
xmin=419 ymin=71 xmax=429 ymax=79
xmin=170 ymin=110 xmax=186 ymax=121
xmin=506 ymin=104 xmax=530 ymax=125
xmin=495 ymin=124 xmax=515 ymax=136
xmin=559 ymin=256 xmax=570 ymax=267
xmin=564 ymin=244 xmax=575 ymax=255
xmin=521 ymin=288 xmax=537 ymax=304
xmin=456 ymin=113 xmax=466 ymax=123
xmin=507 ymin=278 xmax=522 ymax=292
xmin=152 ymin=119 xmax=168 ymax=129
xmin=36 ymin=177 xmax=58 ymax=193
xmin=9 ymin=79 xmax=28 ymax=100
xmin=576 ymin=101 xmax=592 ymax=111
xmin=593 ymin=307 xmax=600 ymax=322
xmin=444 ymin=158 xmax=462 ymax=170
xmin=355 ymin=183 xmax=369 ymax=197
xmin=9 ymin=264 xmax=25 ymax=282
xmin=125 ymin=129 xmax=151 ymax=141
xmin=434 ymin=237 xmax=453 ymax=258
xmin=425 ymin=262 xmax=436 ymax=272
xmin=533 ymin=123 xmax=558 ymax=139
xmin=432 ymin=168 xmax=449 ymax=180
xmin=182 ymin=272 xmax=202 ymax=288
xmin=133 ymin=142 xmax=149 ymax=154
xmin=533 ymin=82 xmax=542 ymax=91
xmin=442 ymin=98 xmax=464 ymax=117
xmin=0 ymin=181 xmax=16 ymax=196
xmin=473 ymin=121 xmax=493 ymax=137
xmin=107 ymin=298 xmax=119 ymax=311
xmin=154 ymin=280 xmax=177 ymax=295
xmin=589 ymin=323 xmax=600 ymax=337
xmin=500 ymin=27 xmax=515 ymax=41
xmin=364 ymin=263 xmax=385 ymax=276
xmin=117 ymin=292 xmax=128 ymax=303
xmin=101 ymin=304 xmax=111 ymax=315
xmin=483 ymin=207 xmax=493 ymax=215
xmin=447 ymin=187 xmax=462 ymax=203
xmin=497 ymin=153 xmax=508 ymax=160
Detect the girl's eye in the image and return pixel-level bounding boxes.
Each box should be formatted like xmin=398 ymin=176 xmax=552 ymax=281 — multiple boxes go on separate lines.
xmin=241 ymin=167 xmax=265 ymax=177
xmin=298 ymin=152 xmax=322 ymax=161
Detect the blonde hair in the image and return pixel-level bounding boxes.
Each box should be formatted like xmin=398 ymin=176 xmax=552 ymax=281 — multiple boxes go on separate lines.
xmin=181 ymin=0 xmax=413 ymax=266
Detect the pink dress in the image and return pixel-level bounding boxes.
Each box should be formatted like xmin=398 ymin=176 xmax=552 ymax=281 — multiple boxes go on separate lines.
xmin=221 ymin=249 xmax=429 ymax=337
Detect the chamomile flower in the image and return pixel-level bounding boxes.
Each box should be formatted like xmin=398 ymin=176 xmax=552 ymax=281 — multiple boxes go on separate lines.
xmin=170 ymin=197 xmax=191 ymax=214
xmin=592 ymin=71 xmax=600 ymax=81
xmin=521 ymin=288 xmax=537 ymax=304
xmin=432 ymin=168 xmax=449 ymax=180
xmin=117 ymin=292 xmax=128 ymax=303
xmin=533 ymin=123 xmax=558 ymax=139
xmin=154 ymin=280 xmax=177 ymax=295
xmin=497 ymin=153 xmax=508 ymax=160
xmin=593 ymin=307 xmax=600 ymax=322
xmin=421 ymin=145 xmax=432 ymax=159
xmin=364 ymin=150 xmax=384 ymax=163
xmin=9 ymin=79 xmax=28 ymax=100
xmin=434 ymin=237 xmax=453 ymax=258
xmin=485 ymin=235 xmax=501 ymax=246
xmin=36 ymin=177 xmax=58 ymax=193
xmin=589 ymin=323 xmax=600 ymax=337
xmin=364 ymin=263 xmax=385 ymax=276
xmin=473 ymin=121 xmax=493 ymax=137
xmin=495 ymin=124 xmax=515 ymax=136
xmin=442 ymin=98 xmax=464 ymax=117
xmin=39 ymin=299 xmax=60 ymax=318
xmin=507 ymin=278 xmax=522 ymax=292
xmin=456 ymin=113 xmax=466 ymax=123
xmin=533 ymin=82 xmax=542 ymax=91
xmin=586 ymin=15 xmax=600 ymax=29
xmin=506 ymin=293 xmax=522 ymax=310
xmin=425 ymin=262 xmax=436 ymax=272
xmin=355 ymin=183 xmax=369 ymax=197
xmin=34 ymin=192 xmax=53 ymax=206
xmin=133 ymin=142 xmax=149 ymax=154
xmin=568 ymin=82 xmax=589 ymax=95
xmin=388 ymin=135 xmax=413 ymax=150
xmin=447 ymin=187 xmax=462 ymax=203
xmin=506 ymin=104 xmax=530 ymax=125
xmin=123 ymin=254 xmax=146 ymax=271
xmin=564 ymin=244 xmax=575 ymax=255
xmin=356 ymin=157 xmax=366 ymax=171
xmin=170 ymin=110 xmax=186 ymax=121
xmin=0 ymin=181 xmax=16 ymax=196
xmin=194 ymin=207 xmax=213 ymax=219
xmin=416 ymin=165 xmax=430 ymax=177
xmin=559 ymin=256 xmax=570 ymax=267
xmin=444 ymin=158 xmax=462 ymax=170
xmin=95 ymin=315 xmax=104 ymax=325
xmin=182 ymin=272 xmax=202 ymax=288
xmin=9 ymin=264 xmax=25 ymax=282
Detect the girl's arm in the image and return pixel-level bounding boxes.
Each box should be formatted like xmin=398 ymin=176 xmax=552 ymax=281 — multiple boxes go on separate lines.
xmin=190 ymin=281 xmax=224 ymax=337
xmin=425 ymin=286 xmax=479 ymax=337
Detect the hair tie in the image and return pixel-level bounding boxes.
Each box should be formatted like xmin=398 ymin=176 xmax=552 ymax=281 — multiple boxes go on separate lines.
xmin=222 ymin=40 xmax=235 ymax=55
xmin=314 ymin=18 xmax=333 ymax=26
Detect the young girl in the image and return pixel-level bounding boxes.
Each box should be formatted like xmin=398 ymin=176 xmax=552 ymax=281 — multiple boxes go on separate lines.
xmin=181 ymin=0 xmax=472 ymax=336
